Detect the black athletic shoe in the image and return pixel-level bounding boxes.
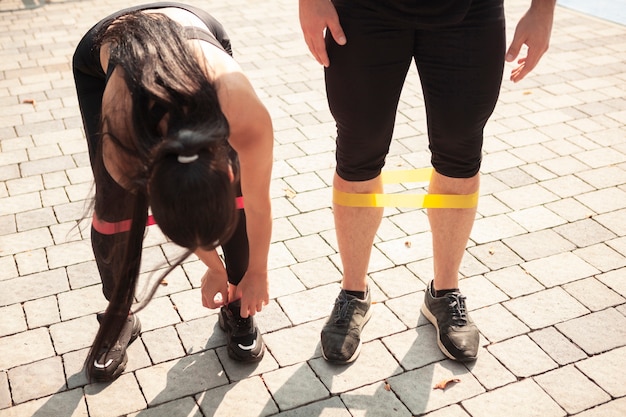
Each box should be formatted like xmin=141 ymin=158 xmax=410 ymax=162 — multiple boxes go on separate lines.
xmin=321 ymin=288 xmax=372 ymax=363
xmin=91 ymin=313 xmax=141 ymax=382
xmin=219 ymin=300 xmax=265 ymax=362
xmin=421 ymin=281 xmax=479 ymax=362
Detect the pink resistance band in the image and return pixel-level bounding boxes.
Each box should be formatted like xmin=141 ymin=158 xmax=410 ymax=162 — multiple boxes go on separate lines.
xmin=92 ymin=196 xmax=244 ymax=235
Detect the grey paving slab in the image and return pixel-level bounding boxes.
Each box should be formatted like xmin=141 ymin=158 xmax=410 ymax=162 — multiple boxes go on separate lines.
xmin=2 ymin=0 xmax=626 ymax=415
xmin=263 ymin=363 xmax=329 ymax=411
xmin=462 ymin=379 xmax=566 ymax=417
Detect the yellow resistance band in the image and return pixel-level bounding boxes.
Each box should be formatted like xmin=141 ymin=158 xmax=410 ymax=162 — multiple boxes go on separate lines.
xmin=333 ymin=168 xmax=479 ymax=209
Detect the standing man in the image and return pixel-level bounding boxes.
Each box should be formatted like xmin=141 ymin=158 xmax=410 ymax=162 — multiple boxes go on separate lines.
xmin=299 ymin=0 xmax=555 ymax=363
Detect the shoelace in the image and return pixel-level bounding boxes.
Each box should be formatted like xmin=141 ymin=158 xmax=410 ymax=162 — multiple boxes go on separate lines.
xmin=445 ymin=292 xmax=468 ymax=326
xmin=334 ymin=291 xmax=356 ymax=324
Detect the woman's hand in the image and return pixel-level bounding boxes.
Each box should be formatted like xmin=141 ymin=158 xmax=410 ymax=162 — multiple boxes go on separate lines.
xmin=234 ymin=270 xmax=269 ymax=318
xmin=200 ymin=268 xmax=229 ymax=309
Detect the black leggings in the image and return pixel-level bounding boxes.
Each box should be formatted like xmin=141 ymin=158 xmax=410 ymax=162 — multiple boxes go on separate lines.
xmin=73 ymin=3 xmax=247 ymax=299
xmin=326 ymin=0 xmax=506 ymax=181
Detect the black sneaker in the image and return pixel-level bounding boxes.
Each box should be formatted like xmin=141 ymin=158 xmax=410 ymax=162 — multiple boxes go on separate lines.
xmin=91 ymin=313 xmax=142 ymax=382
xmin=421 ymin=280 xmax=479 ymax=362
xmin=219 ymin=299 xmax=265 ymax=362
xmin=321 ymin=288 xmax=372 ymax=363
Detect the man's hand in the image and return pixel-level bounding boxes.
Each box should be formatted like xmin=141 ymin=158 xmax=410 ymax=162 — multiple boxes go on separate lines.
xmin=506 ymin=0 xmax=556 ymax=82
xmin=299 ymin=0 xmax=346 ymax=67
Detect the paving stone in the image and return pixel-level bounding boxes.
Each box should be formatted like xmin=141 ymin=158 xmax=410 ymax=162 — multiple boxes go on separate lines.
xmin=310 ymin=340 xmax=401 ymax=395
xmin=456 ymin=275 xmax=509 ymax=310
xmin=554 ymin=218 xmax=616 ymax=247
xmin=267 ymin=267 xmax=307 ymax=299
xmin=49 ymin=315 xmax=96 ymax=355
xmin=465 ymin=348 xmax=516 ymax=390
xmin=0 ymin=227 xmax=52 ymax=256
xmin=0 ymin=268 xmax=70 ymax=306
xmin=528 ymin=327 xmax=587 ymax=365
xmin=388 ymin=360 xmax=484 ymax=415
xmin=382 ymin=327 xmax=446 ymax=370
xmin=84 ymin=373 xmax=146 ymax=417
xmin=377 ymin=232 xmax=433 ymax=265
xmin=176 ymin=315 xmax=226 ymax=355
xmin=288 ymin=208 xmax=334 ymax=235
xmin=8 ymin=356 xmax=66 ymax=404
xmin=594 ymin=209 xmax=626 ymax=237
xmin=572 ymin=397 xmax=626 ymax=417
xmin=128 ymin=397 xmax=203 ymax=417
xmin=57 ymin=285 xmax=108 ymax=321
xmin=385 ymin=290 xmax=431 ymax=329
xmin=576 ymin=187 xmax=626 ymax=214
xmin=135 ymin=350 xmax=228 ymax=407
xmin=504 ymin=286 xmax=589 ymax=329
xmin=0 ymin=304 xmax=26 ymax=337
xmin=534 ymin=364 xmax=611 ymax=415
xmin=462 ymin=379 xmax=565 ymax=417
xmin=596 ymin=267 xmax=626 ymax=297
xmin=471 ymin=304 xmax=530 ymax=343
xmin=15 ymin=249 xmax=48 ymax=275
xmin=545 ymin=197 xmax=596 ymax=222
xmin=135 ymin=296 xmax=181 ymax=332
xmin=467 ymin=242 xmax=523 ymax=271
xmin=216 ymin=345 xmax=279 ymax=382
xmin=289 ymin=257 xmax=341 ymax=289
xmin=23 ymin=296 xmax=60 ymax=329
xmin=254 ymin=300 xmax=292 ymax=334
xmin=360 ymin=302 xmax=407 ymax=344
xmin=262 ymin=319 xmax=325 ymax=367
xmin=67 ymin=261 xmax=101 ymax=291
xmin=423 ymin=404 xmax=471 ymax=417
xmin=484 ymin=265 xmax=544 ymax=298
xmin=271 ymin=396 xmax=350 ymax=417
xmin=0 ymin=372 xmax=10 ymax=410
xmin=576 ymin=346 xmax=626 ymax=398
xmin=563 ymin=277 xmax=625 ymax=311
xmin=0 ymin=388 xmax=88 ymax=417
xmin=502 ymin=229 xmax=575 ymax=261
xmin=494 ymin=184 xmax=560 ymax=211
xmin=277 ymin=283 xmax=341 ymax=325
xmin=540 ymin=174 xmax=595 ymax=198
xmin=168 ymin=288 xmax=210 ymax=322
xmin=341 ymin=381 xmax=413 ymax=417
xmin=574 ymin=243 xmax=626 ymax=272
xmin=387 ymin=209 xmax=430 ymax=236
xmin=0 ymin=328 xmax=54 ymax=370
xmin=521 ymin=252 xmax=600 ymax=288
xmin=507 ymin=206 xmax=567 ymax=232
xmin=556 ymin=308 xmax=626 ymax=355
xmin=199 ymin=371 xmax=277 ymax=417
xmin=488 ymin=335 xmax=558 ymax=377
xmin=142 ymin=326 xmax=186 ymax=364
xmin=263 ymin=363 xmax=329 ymax=411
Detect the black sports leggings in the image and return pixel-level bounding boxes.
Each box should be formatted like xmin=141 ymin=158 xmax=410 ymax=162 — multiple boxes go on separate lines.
xmin=72 ymin=3 xmax=248 ymax=300
xmin=326 ymin=0 xmax=506 ymax=181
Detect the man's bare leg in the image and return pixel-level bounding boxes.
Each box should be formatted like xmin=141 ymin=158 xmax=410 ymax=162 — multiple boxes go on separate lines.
xmin=422 ymin=170 xmax=480 ymax=362
xmin=320 ymin=172 xmax=382 ymax=363
xmin=428 ymin=172 xmax=479 ymax=291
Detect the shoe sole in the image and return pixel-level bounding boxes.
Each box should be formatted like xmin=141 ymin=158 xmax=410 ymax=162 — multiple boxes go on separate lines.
xmin=91 ymin=317 xmax=142 ymax=382
xmin=218 ymin=310 xmax=265 ymax=363
xmin=321 ymin=303 xmax=373 ymax=364
xmin=420 ymin=303 xmax=478 ymax=363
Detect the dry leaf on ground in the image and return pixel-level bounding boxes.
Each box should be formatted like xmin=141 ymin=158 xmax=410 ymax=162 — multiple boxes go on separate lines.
xmin=433 ymin=378 xmax=460 ymax=390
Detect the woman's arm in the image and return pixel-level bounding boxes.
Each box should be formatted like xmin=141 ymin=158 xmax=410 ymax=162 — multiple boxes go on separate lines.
xmin=215 ymin=65 xmax=274 ymax=319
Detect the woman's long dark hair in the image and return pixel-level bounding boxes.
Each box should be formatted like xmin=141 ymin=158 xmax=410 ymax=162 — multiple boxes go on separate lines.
xmin=85 ymin=11 xmax=237 ymax=380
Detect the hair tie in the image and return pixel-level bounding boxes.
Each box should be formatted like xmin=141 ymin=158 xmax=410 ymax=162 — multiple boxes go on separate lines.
xmin=178 ymin=154 xmax=199 ymax=164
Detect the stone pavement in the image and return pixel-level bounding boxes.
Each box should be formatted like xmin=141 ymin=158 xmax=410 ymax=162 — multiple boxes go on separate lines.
xmin=1 ymin=0 xmax=625 ymax=416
